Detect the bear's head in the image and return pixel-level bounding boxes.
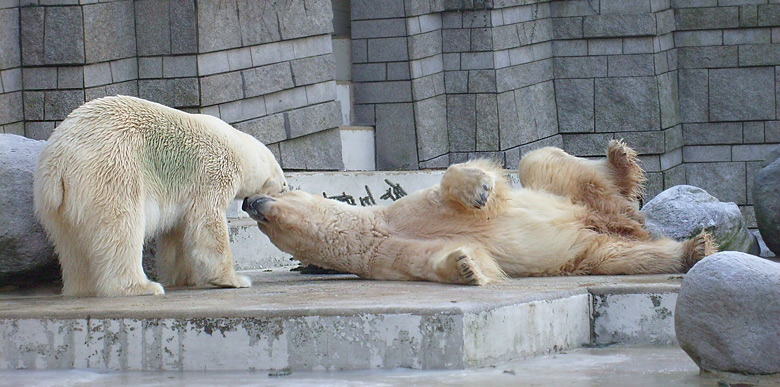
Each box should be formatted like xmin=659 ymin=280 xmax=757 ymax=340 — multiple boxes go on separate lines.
xmin=242 ymin=190 xmax=363 ymax=258
xmin=234 ymin=134 xmax=288 ymax=198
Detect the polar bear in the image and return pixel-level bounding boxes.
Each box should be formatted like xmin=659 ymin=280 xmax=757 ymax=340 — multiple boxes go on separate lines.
xmin=34 ymin=95 xmax=287 ymax=297
xmin=243 ymin=141 xmax=715 ymax=285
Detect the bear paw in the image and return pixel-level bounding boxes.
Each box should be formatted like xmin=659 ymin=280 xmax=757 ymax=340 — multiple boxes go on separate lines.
xmin=101 ymin=280 xmax=165 ymax=297
xmin=445 ymin=166 xmax=495 ymax=210
xmin=209 ymin=274 xmax=252 ymax=289
xmin=449 ymin=249 xmax=488 ymax=286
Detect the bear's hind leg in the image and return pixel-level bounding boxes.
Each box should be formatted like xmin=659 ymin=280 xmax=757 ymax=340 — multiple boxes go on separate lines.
xmin=432 ymin=246 xmax=505 ymax=285
xmin=606 ymin=139 xmax=646 ymax=202
xmin=183 ymin=207 xmax=250 ymax=289
xmin=576 ymin=232 xmax=716 ymax=275
xmin=53 ymin=227 xmax=96 ymax=296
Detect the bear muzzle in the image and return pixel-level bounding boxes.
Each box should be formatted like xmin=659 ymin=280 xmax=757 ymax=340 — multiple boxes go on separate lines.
xmin=243 ymin=195 xmax=275 ymax=223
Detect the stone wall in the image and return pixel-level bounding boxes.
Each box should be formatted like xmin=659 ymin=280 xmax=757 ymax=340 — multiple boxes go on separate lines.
xmin=351 ymin=0 xmax=780 ymax=225
xmin=0 ymin=0 xmax=344 ymax=170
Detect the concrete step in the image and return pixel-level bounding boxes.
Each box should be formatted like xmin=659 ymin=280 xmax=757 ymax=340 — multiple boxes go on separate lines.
xmin=0 ymin=273 xmax=681 ymax=371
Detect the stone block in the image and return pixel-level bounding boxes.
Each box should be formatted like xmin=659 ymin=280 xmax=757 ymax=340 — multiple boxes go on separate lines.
xmin=519 ymin=19 xmax=553 ymax=45
xmin=683 ymin=123 xmax=743 ymax=145
xmin=57 ymin=66 xmax=83 ymax=89
xmin=470 ymin=28 xmax=492 ymax=52
xmin=476 ymin=93 xmax=499 ymax=151
xmin=138 ymin=57 xmax=163 ymax=79
xmin=723 ymin=29 xmax=771 ymax=45
xmin=553 ymin=56 xmax=607 ymax=79
xmin=251 ymin=40 xmax=295 ymax=67
xmin=447 ymin=94 xmax=476 ymax=152
xmin=111 ymin=57 xmax=138 ymax=83
xmin=354 ymin=81 xmax=412 ymax=104
xmin=265 ymin=87 xmax=308 ymax=114
xmin=552 ymin=17 xmax=584 ymax=40
xmin=683 ymin=145 xmax=731 ymax=162
xmin=657 ymin=71 xmax=680 ymax=129
xmin=583 ymin=14 xmax=656 ymax=38
xmin=387 ymin=62 xmax=410 ymax=80
xmin=1 ymin=68 xmax=21 ymax=92
xmin=462 ymin=10 xmax=491 ymax=28
xmin=375 ymin=103 xmax=418 ymax=170
xmin=138 ymin=78 xmax=199 ymax=108
xmin=197 ymin=51 xmax=229 ymax=76
xmin=26 ymin=6 xmax=85 ymax=66
xmin=227 ymin=48 xmax=252 ymax=71
xmin=507 ymin=46 xmax=533 ymax=66
xmin=20 ymin=6 xmax=44 ymax=66
xmin=562 ymin=133 xmax=615 ymax=157
xmin=767 ymin=121 xmax=780 ymax=143
xmin=352 ymin=19 xmax=406 ymax=39
xmin=83 ymin=1 xmax=135 ymax=63
xmin=496 ymin=59 xmax=553 ymax=92
xmin=412 ymin=54 xmax=445 ymax=78
xmin=739 ymin=44 xmax=780 ymax=66
xmin=291 ymin=55 xmax=335 ymax=86
xmin=445 ymin=71 xmax=468 ymax=93
xmin=607 ymin=54 xmax=654 ymax=77
xmin=411 ymin=73 xmax=445 ymax=101
xmin=351 ymin=39 xmax=368 ymax=64
xmin=497 ymin=91 xmax=520 ymax=149
xmin=758 ymin=4 xmax=780 ymax=27
xmin=674 ymin=30 xmax=722 ymax=47
xmin=0 ymin=92 xmax=22 ymax=125
xmin=468 ymin=70 xmax=496 ymax=93
xmin=595 ymin=77 xmax=660 ymax=132
xmin=0 ymin=8 xmax=20 ymax=69
xmin=685 ymin=162 xmax=746 ymax=204
xmin=743 ymin=121 xmax=765 ymax=144
xmin=656 ymin=9 xmax=676 ymax=35
xmin=85 ymin=80 xmax=138 ymax=101
xmin=236 ymin=0 xmax=281 ymax=46
xmin=352 ymin=63 xmax=386 ymax=82
xmin=442 ymin=29 xmax=471 ymax=53
xmin=368 ymin=37 xmax=409 ymax=62
xmin=675 ymin=7 xmax=739 ymax=30
xmin=197 ymin=0 xmax=241 ymax=53
xmin=24 ymin=121 xmax=55 ymax=140
xmin=679 ymin=69 xmax=708 ymax=123
xmin=710 ymin=67 xmax=775 ymax=122
xmin=660 ymin=148 xmax=682 ymax=170
xmin=550 ymin=0 xmax=599 ymax=17
xmin=414 ymin=95 xmax=448 ymax=160
xmin=170 ymin=0 xmax=197 ymax=54
xmin=233 ymin=113 xmax=286 ymax=144
xmin=279 ymin=128 xmax=344 ymax=170
xmin=419 ymin=154 xmax=449 ymax=169
xmin=408 ymin=31 xmax=442 ymax=60
xmin=1 ymin=122 xmax=25 ymax=136
xmin=405 ymin=0 xmax=430 ymax=17
xmin=677 ymin=46 xmax=739 ymax=69
xmin=285 ymin=101 xmax=341 ymax=139
xmin=441 ymin=11 xmax=462 ymax=29
xmin=218 ymin=96 xmax=266 ymax=124
xmin=305 ymin=80 xmax=335 ymax=105
xmin=353 ymin=103 xmax=375 ymax=126
xmin=22 ymin=67 xmax=56 ymax=90
xmin=555 ymin=78 xmax=594 ymax=133
xmin=83 ymin=62 xmax=112 ymax=88
xmin=741 ymin=4 xmax=759 ymax=28
xmin=22 ymin=91 xmax=43 ymax=121
xmin=552 ymin=40 xmax=588 ymax=57
xmin=278 ymin=0 xmax=333 ymax=40
xmin=443 ymin=53 xmax=460 ymax=71
xmin=200 ymin=72 xmax=243 ymax=106
xmin=733 ymin=144 xmax=778 ymax=162
xmin=530 ymin=81 xmax=559 ymax=139
xmin=351 ymin=0 xmax=404 ymax=20
xmin=600 ymin=0 xmax=650 ymax=14
xmin=588 ymin=38 xmax=622 ymax=55
xmin=43 ymin=89 xmax=84 ymax=121
xmin=135 ymin=0 xmax=171 ymax=56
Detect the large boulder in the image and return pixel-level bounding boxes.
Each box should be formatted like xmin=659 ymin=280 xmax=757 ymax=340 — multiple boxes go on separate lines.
xmin=0 ymin=134 xmax=58 ymax=283
xmin=642 ymin=185 xmax=759 ymax=255
xmin=753 ymin=145 xmax=780 ymax=256
xmin=675 ymin=251 xmax=780 ymax=375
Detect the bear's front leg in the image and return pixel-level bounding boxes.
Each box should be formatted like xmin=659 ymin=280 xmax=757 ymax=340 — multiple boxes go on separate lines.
xmin=183 ymin=207 xmax=251 ymax=289
xmin=440 ymin=160 xmax=508 ymax=213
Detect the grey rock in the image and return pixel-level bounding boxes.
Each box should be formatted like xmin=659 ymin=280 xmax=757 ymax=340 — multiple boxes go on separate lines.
xmin=0 ymin=134 xmax=57 ymax=281
xmin=83 ymin=1 xmax=135 ymax=63
xmin=676 ymin=251 xmax=780 ymax=375
xmin=642 ymin=185 xmax=759 ymax=255
xmin=753 ymin=150 xmax=780 ymax=255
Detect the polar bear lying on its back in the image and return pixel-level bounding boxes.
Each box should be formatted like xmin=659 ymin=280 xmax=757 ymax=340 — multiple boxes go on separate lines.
xmin=34 ymin=95 xmax=287 ymax=297
xmin=244 ymin=141 xmax=715 ymax=285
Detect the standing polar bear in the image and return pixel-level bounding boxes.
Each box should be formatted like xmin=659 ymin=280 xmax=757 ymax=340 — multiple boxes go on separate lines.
xmin=34 ymin=95 xmax=287 ymax=297
xmin=244 ymin=141 xmax=715 ymax=285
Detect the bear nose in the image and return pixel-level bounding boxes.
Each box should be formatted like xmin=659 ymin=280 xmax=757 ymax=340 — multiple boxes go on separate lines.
xmin=243 ymin=195 xmax=275 ymax=221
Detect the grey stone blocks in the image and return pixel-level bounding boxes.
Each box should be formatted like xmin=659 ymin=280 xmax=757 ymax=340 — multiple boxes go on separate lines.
xmin=375 ymin=103 xmax=418 ymax=170
xmin=83 ymin=1 xmax=136 ymax=63
xmin=583 ymin=14 xmax=656 ymax=37
xmin=555 ymin=78 xmax=594 ymax=133
xmin=284 ymin=101 xmax=341 ymax=139
xmin=709 ymin=67 xmax=775 ymax=121
xmin=0 ymin=8 xmax=20 ymax=69
xmin=595 ymin=77 xmax=660 ymax=132
xmin=675 ymin=6 xmax=739 ymax=31
xmin=21 ymin=5 xmax=84 ymax=66
xmin=279 ymin=127 xmax=344 ymax=170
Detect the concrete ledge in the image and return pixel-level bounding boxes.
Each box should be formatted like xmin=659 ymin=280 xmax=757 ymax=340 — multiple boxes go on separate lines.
xmin=0 ymin=272 xmax=682 ymax=371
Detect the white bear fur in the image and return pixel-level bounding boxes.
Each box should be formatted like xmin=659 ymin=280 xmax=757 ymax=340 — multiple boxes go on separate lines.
xmin=34 ymin=95 xmax=287 ymax=297
xmin=244 ymin=141 xmax=715 ymax=285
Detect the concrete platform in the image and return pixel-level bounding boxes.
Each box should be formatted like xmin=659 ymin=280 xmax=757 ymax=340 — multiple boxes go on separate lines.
xmin=0 ymin=271 xmax=682 ymax=372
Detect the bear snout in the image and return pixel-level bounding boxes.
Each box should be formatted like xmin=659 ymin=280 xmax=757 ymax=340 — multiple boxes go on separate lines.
xmin=243 ymin=195 xmax=275 ymax=222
